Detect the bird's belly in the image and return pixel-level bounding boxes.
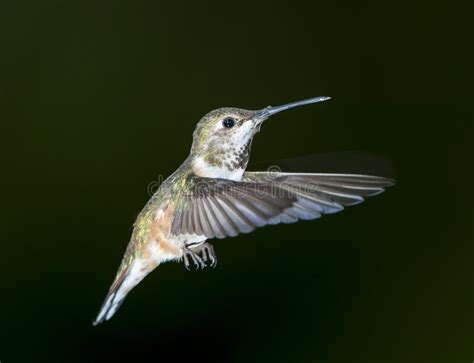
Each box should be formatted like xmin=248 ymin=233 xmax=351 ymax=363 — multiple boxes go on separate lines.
xmin=146 ymin=206 xmax=207 ymax=263
xmin=146 ymin=234 xmax=206 ymax=265
xmin=148 ymin=237 xmax=183 ymax=263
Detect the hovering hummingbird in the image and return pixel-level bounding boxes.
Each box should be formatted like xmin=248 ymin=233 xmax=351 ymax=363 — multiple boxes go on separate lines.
xmin=93 ymin=96 xmax=394 ymax=325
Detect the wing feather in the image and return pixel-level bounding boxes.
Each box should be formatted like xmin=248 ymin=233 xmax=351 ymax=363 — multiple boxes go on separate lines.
xmin=192 ymin=199 xmax=204 ymax=236
xmin=198 ymin=198 xmax=217 ymax=238
xmin=170 ymin=173 xmax=395 ymax=239
xmin=204 ymin=197 xmax=224 ymax=238
xmin=209 ymin=195 xmax=240 ymax=237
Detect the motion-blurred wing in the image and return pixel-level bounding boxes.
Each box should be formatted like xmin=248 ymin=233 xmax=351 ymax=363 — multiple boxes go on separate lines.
xmin=171 ymin=173 xmax=395 ymax=240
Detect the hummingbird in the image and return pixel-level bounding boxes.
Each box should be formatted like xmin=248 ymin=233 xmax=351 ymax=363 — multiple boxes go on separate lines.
xmin=93 ymin=96 xmax=394 ymax=325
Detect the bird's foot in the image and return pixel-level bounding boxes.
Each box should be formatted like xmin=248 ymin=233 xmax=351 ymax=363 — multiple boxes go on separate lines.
xmin=199 ymin=243 xmax=217 ymax=268
xmin=183 ymin=248 xmax=206 ymax=270
xmin=183 ymin=242 xmax=217 ymax=270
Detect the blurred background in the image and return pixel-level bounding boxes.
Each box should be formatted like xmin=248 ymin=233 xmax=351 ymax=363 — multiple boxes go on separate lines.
xmin=0 ymin=0 xmax=472 ymax=362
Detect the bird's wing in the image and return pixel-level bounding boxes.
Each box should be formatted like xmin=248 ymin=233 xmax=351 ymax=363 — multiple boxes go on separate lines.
xmin=170 ymin=173 xmax=395 ymax=240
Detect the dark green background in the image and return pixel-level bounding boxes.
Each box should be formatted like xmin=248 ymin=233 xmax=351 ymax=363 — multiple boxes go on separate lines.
xmin=0 ymin=0 xmax=472 ymax=362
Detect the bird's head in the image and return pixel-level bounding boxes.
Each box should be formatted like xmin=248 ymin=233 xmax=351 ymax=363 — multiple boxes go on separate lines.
xmin=189 ymin=96 xmax=331 ymax=180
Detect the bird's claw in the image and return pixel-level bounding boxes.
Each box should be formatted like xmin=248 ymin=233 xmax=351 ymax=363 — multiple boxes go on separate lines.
xmin=200 ymin=243 xmax=217 ymax=268
xmin=184 ymin=249 xmax=206 ymax=270
xmin=183 ymin=242 xmax=217 ymax=270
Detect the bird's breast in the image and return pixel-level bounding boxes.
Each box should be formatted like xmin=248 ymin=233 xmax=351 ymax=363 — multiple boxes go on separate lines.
xmin=192 ymin=156 xmax=245 ymax=181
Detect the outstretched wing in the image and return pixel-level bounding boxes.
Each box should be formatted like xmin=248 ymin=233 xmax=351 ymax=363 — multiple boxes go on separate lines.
xmin=170 ymin=173 xmax=395 ymax=240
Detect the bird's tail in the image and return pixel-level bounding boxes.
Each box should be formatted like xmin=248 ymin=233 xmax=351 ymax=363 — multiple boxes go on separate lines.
xmin=93 ymin=258 xmax=151 ymax=325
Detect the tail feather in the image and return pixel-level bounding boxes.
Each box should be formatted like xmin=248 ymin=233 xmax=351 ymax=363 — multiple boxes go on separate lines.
xmin=93 ymin=259 xmax=148 ymax=325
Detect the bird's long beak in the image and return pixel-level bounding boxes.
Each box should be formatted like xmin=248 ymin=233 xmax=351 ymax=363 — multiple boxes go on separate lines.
xmin=252 ymin=96 xmax=331 ymax=123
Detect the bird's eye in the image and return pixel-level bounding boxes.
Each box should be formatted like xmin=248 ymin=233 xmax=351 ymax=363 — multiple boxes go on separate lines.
xmin=222 ymin=117 xmax=236 ymax=128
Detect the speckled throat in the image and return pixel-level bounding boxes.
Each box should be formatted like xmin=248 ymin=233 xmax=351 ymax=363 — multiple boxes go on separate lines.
xmin=206 ymin=139 xmax=252 ymax=170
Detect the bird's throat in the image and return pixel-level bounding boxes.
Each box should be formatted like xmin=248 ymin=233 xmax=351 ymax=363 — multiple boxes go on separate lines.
xmin=191 ymin=142 xmax=251 ymax=181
